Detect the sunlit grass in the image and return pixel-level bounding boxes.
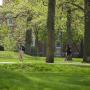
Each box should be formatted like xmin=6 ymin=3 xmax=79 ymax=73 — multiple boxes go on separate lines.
xmin=0 ymin=51 xmax=83 ymax=64
xmin=0 ymin=64 xmax=90 ymax=90
xmin=0 ymin=51 xmax=89 ymax=90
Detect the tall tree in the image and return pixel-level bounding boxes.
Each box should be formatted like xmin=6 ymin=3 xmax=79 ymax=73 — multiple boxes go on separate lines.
xmin=83 ymin=0 xmax=90 ymax=62
xmin=67 ymin=6 xmax=72 ymax=44
xmin=46 ymin=0 xmax=56 ymax=63
xmin=25 ymin=29 xmax=32 ymax=55
xmin=66 ymin=6 xmax=72 ymax=61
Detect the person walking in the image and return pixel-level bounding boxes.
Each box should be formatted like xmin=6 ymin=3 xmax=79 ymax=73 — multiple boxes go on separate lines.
xmin=65 ymin=44 xmax=72 ymax=61
xmin=18 ymin=44 xmax=25 ymax=62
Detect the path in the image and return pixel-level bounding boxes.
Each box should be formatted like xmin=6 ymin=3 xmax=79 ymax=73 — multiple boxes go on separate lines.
xmin=0 ymin=62 xmax=89 ymax=66
xmin=0 ymin=62 xmax=15 ymax=64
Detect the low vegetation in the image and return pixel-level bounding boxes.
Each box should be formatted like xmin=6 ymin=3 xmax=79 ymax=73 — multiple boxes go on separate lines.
xmin=0 ymin=51 xmax=89 ymax=90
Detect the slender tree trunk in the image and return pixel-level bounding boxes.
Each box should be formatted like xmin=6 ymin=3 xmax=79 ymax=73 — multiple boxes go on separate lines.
xmin=83 ymin=0 xmax=90 ymax=63
xmin=67 ymin=7 xmax=72 ymax=45
xmin=34 ymin=24 xmax=39 ymax=56
xmin=35 ymin=30 xmax=39 ymax=56
xmin=66 ymin=7 xmax=72 ymax=61
xmin=25 ymin=29 xmax=32 ymax=55
xmin=79 ymin=39 xmax=83 ymax=58
xmin=46 ymin=0 xmax=56 ymax=63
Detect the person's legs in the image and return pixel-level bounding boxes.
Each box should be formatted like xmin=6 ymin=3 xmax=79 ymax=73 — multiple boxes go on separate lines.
xmin=64 ymin=53 xmax=67 ymax=61
xmin=67 ymin=54 xmax=72 ymax=61
xmin=19 ymin=50 xmax=24 ymax=62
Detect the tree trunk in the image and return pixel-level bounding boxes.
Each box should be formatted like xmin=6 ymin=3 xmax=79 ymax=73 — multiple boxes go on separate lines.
xmin=83 ymin=0 xmax=90 ymax=63
xmin=25 ymin=29 xmax=32 ymax=55
xmin=66 ymin=7 xmax=72 ymax=61
xmin=35 ymin=30 xmax=39 ymax=56
xmin=67 ymin=7 xmax=72 ymax=45
xmin=79 ymin=39 xmax=83 ymax=58
xmin=46 ymin=0 xmax=56 ymax=63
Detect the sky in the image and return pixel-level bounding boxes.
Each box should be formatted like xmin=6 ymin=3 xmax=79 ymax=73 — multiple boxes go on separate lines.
xmin=0 ymin=0 xmax=3 ymax=6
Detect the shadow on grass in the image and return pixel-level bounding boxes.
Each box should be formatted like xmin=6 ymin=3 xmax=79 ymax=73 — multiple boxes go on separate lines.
xmin=0 ymin=64 xmax=90 ymax=90
xmin=0 ymin=70 xmax=33 ymax=90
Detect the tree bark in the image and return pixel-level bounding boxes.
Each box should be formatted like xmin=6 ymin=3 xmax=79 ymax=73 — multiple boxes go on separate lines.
xmin=67 ymin=7 xmax=72 ymax=45
xmin=35 ymin=30 xmax=39 ymax=56
xmin=83 ymin=0 xmax=90 ymax=63
xmin=46 ymin=0 xmax=56 ymax=63
xmin=25 ymin=29 xmax=32 ymax=55
xmin=79 ymin=39 xmax=83 ymax=58
xmin=66 ymin=7 xmax=72 ymax=61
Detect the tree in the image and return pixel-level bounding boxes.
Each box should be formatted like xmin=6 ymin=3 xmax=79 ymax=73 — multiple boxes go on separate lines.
xmin=66 ymin=6 xmax=72 ymax=61
xmin=0 ymin=0 xmax=85 ymax=58
xmin=83 ymin=0 xmax=90 ymax=63
xmin=25 ymin=29 xmax=32 ymax=55
xmin=46 ymin=0 xmax=56 ymax=63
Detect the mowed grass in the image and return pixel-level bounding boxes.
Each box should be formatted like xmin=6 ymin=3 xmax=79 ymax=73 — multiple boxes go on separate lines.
xmin=0 ymin=51 xmax=82 ymax=63
xmin=0 ymin=51 xmax=90 ymax=90
xmin=0 ymin=64 xmax=90 ymax=90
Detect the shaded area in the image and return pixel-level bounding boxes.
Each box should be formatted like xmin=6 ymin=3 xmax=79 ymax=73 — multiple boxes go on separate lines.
xmin=0 ymin=70 xmax=32 ymax=90
xmin=0 ymin=46 xmax=4 ymax=51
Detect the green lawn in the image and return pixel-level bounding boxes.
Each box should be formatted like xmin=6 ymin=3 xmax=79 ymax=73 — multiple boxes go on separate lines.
xmin=0 ymin=51 xmax=82 ymax=63
xmin=0 ymin=51 xmax=90 ymax=90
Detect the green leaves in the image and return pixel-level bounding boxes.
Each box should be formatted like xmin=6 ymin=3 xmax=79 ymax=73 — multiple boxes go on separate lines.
xmin=0 ymin=0 xmax=84 ymax=51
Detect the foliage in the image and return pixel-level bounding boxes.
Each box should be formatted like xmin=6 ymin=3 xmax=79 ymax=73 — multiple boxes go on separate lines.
xmin=0 ymin=0 xmax=84 ymax=51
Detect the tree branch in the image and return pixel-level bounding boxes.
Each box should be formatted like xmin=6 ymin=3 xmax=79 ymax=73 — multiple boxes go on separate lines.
xmin=70 ymin=2 xmax=84 ymax=12
xmin=56 ymin=1 xmax=84 ymax=12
